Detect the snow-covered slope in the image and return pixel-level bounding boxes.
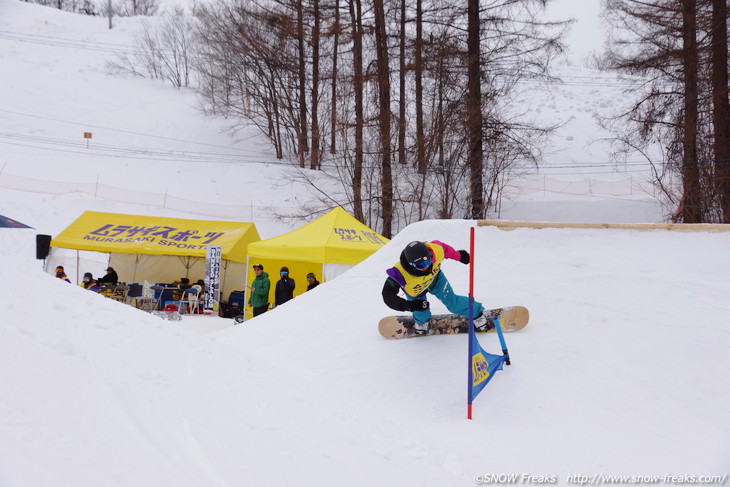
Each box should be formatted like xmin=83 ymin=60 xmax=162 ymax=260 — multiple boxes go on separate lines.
xmin=1 ymin=221 xmax=729 ymax=486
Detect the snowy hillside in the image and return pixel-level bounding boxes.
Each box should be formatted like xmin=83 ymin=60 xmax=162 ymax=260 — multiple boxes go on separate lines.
xmin=1 ymin=0 xmax=664 ymax=247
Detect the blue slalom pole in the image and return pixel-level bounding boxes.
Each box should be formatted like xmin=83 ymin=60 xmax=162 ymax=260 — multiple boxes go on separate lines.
xmin=493 ymin=315 xmax=511 ymax=366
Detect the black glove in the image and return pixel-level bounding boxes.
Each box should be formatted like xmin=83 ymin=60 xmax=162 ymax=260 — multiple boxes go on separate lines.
xmin=458 ymin=250 xmax=470 ymax=264
xmin=407 ymin=300 xmax=430 ymax=312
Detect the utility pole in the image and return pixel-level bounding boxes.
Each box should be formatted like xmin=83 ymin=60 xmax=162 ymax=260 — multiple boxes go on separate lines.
xmin=108 ymin=0 xmax=112 ymax=29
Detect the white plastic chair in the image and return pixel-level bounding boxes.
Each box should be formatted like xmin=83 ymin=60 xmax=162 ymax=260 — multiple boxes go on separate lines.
xmin=180 ymin=287 xmax=200 ymax=315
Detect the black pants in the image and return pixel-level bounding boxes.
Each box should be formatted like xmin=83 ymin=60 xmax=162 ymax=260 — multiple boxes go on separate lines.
xmin=252 ymin=305 xmax=268 ymax=317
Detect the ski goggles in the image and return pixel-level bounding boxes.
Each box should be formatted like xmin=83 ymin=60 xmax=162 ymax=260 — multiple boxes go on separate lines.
xmin=411 ymin=257 xmax=432 ymax=270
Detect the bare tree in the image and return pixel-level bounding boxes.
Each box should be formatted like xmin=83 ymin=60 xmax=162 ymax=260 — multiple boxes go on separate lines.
xmin=107 ymin=9 xmax=195 ymax=88
xmin=602 ymin=0 xmax=729 ymax=223
xmin=191 ymin=0 xmax=564 ymax=234
xmin=414 ymin=0 xmax=425 ymax=175
xmin=710 ymin=0 xmax=730 ymax=222
xmin=397 ymin=0 xmax=407 ymax=167
xmin=195 ymin=1 xmax=303 ymax=158
xmin=296 ymin=0 xmax=309 ymax=166
xmin=310 ymin=0 xmax=322 ymax=170
xmin=466 ymin=0 xmax=484 ymax=219
xmin=680 ymin=0 xmax=702 ymax=222
xmin=329 ymin=0 xmax=342 ymax=155
xmin=347 ymin=0 xmax=365 ymax=222
xmin=373 ymin=0 xmax=394 ymax=238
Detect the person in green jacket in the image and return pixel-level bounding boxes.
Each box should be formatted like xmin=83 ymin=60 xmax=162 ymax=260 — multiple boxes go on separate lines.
xmin=248 ymin=263 xmax=270 ymax=317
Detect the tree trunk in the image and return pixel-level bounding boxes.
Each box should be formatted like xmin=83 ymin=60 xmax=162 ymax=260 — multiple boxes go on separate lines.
xmin=680 ymin=0 xmax=702 ymax=223
xmin=374 ymin=0 xmax=393 ymax=238
xmin=466 ymin=0 xmax=484 ymax=219
xmin=330 ymin=0 xmax=340 ymax=154
xmin=297 ymin=0 xmax=308 ymax=167
xmin=348 ymin=0 xmax=364 ymax=223
xmin=397 ymin=0 xmax=407 ymax=166
xmin=415 ymin=0 xmax=425 ymax=174
xmin=310 ymin=0 xmax=321 ymax=170
xmin=711 ymin=0 xmax=730 ymax=222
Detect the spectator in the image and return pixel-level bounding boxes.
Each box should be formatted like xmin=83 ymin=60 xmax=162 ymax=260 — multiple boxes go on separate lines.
xmin=97 ymin=266 xmax=119 ymax=285
xmin=55 ymin=266 xmax=71 ymax=283
xmin=80 ymin=272 xmax=101 ymax=292
xmin=306 ymin=272 xmax=320 ymax=291
xmin=247 ymin=264 xmax=270 ymax=317
xmin=274 ymin=266 xmax=295 ymax=307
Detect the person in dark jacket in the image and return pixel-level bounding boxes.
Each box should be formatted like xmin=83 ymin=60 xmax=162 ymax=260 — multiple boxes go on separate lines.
xmin=274 ymin=266 xmax=295 ymax=306
xmin=306 ymin=272 xmax=320 ymax=291
xmin=382 ymin=240 xmax=491 ymax=335
xmin=97 ymin=266 xmax=119 ymax=285
xmin=247 ymin=264 xmax=270 ymax=317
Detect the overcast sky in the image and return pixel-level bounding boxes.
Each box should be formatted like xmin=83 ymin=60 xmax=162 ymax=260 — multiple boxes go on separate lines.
xmin=545 ymin=0 xmax=605 ymax=65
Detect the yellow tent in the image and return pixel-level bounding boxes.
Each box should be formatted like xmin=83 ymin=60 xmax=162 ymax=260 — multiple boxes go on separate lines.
xmin=244 ymin=207 xmax=388 ymax=319
xmin=51 ymin=211 xmax=260 ymax=297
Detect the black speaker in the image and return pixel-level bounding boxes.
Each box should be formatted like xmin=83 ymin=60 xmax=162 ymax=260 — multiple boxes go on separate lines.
xmin=36 ymin=234 xmax=52 ymax=260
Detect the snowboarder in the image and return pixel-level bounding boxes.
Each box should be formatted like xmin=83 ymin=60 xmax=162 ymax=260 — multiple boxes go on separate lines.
xmin=381 ymin=240 xmax=491 ymax=335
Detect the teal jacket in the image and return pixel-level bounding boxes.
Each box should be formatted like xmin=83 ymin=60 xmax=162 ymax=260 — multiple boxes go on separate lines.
xmin=248 ymin=271 xmax=270 ymax=308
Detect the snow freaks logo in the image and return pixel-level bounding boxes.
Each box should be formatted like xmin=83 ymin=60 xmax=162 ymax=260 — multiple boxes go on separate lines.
xmin=473 ymin=473 xmax=557 ymax=484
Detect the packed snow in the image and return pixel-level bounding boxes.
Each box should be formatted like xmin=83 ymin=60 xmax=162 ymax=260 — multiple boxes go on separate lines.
xmin=1 ymin=1 xmax=729 ymax=486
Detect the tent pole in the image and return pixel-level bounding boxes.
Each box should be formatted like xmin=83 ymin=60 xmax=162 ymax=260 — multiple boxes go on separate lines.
xmin=76 ymin=250 xmax=80 ymax=284
xmin=133 ymin=254 xmax=140 ymax=282
xmin=243 ymin=255 xmax=250 ymax=322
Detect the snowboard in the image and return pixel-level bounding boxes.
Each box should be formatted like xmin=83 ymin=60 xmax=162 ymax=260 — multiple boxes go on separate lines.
xmin=378 ymin=306 xmax=529 ymax=339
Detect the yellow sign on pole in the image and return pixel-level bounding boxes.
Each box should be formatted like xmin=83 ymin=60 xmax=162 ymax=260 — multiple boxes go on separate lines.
xmin=84 ymin=132 xmax=92 ymax=148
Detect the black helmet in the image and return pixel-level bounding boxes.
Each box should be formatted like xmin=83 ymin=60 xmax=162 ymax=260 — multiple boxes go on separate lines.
xmin=401 ymin=241 xmax=433 ymax=271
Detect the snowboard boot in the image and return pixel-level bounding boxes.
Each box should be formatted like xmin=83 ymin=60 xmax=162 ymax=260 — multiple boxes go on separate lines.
xmin=474 ymin=312 xmax=494 ymax=332
xmin=413 ymin=321 xmax=430 ymax=335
